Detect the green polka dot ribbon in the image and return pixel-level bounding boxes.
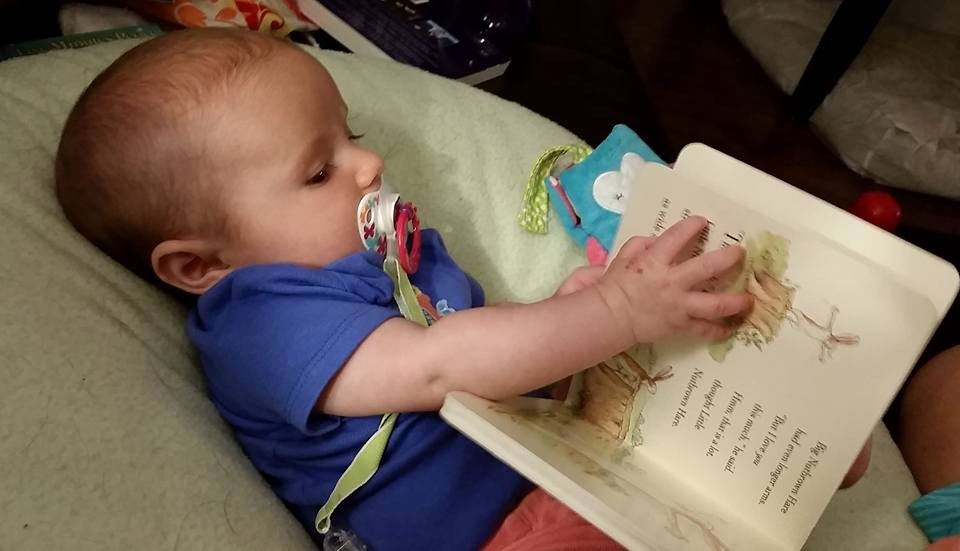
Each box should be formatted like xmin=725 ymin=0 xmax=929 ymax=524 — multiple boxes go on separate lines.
xmin=517 ymin=144 xmax=593 ymax=234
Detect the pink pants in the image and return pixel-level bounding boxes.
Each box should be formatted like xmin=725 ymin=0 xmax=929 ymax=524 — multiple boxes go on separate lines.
xmin=481 ymin=489 xmax=625 ymax=551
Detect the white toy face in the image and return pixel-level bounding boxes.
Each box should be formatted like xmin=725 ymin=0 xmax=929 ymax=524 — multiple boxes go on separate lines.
xmin=592 ymin=153 xmax=646 ymax=214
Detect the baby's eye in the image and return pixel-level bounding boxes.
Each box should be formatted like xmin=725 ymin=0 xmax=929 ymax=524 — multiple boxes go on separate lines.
xmin=308 ymin=166 xmax=330 ymax=185
xmin=348 ymin=133 xmax=364 ymax=141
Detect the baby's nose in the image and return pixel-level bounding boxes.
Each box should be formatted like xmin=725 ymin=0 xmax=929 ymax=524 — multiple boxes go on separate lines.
xmin=357 ymin=157 xmax=384 ymax=191
xmin=367 ymin=172 xmax=382 ymax=191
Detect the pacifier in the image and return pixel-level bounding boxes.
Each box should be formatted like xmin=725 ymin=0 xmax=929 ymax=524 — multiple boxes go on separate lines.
xmin=357 ymin=179 xmax=421 ymax=274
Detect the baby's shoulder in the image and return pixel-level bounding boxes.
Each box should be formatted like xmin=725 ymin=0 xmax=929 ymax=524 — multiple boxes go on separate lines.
xmin=191 ymin=261 xmax=397 ymax=337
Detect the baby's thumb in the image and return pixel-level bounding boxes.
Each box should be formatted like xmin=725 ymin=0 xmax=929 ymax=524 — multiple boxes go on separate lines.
xmin=556 ymin=266 xmax=606 ymax=296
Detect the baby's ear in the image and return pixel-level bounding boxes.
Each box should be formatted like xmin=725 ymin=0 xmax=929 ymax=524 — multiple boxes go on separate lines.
xmin=151 ymin=239 xmax=232 ymax=295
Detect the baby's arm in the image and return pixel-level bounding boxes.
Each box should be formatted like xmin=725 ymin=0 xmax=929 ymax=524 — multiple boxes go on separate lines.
xmin=318 ymin=217 xmax=752 ymax=416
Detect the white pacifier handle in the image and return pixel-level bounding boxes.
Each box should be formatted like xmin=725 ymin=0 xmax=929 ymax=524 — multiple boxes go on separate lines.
xmin=374 ymin=181 xmax=400 ymax=259
xmin=357 ymin=179 xmax=399 ymax=258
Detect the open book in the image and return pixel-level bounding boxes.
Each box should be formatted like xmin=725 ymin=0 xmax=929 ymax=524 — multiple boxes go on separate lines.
xmin=440 ymin=144 xmax=959 ymax=550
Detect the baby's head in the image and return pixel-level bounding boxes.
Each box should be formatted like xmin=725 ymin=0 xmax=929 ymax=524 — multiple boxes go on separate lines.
xmin=56 ymin=29 xmax=384 ymax=295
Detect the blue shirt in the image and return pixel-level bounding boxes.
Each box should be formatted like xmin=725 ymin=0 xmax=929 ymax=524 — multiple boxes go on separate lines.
xmin=188 ymin=230 xmax=530 ymax=550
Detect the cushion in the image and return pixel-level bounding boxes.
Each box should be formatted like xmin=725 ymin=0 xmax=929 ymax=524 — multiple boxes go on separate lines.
xmin=0 ymin=38 xmax=924 ymax=549
xmin=723 ymin=0 xmax=960 ymax=200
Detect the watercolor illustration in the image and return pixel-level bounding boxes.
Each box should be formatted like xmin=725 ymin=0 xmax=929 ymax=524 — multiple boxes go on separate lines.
xmin=485 ymin=398 xmax=730 ymax=550
xmin=666 ymin=507 xmax=731 ymax=551
xmin=565 ymin=344 xmax=674 ymax=447
xmin=708 ymin=231 xmax=860 ymax=363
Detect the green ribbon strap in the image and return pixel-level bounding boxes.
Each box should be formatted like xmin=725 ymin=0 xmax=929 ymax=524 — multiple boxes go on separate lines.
xmin=383 ymin=257 xmax=430 ymax=328
xmin=517 ymin=144 xmax=592 ymax=234
xmin=315 ymin=412 xmax=398 ymax=534
xmin=315 ymin=257 xmax=430 ymax=535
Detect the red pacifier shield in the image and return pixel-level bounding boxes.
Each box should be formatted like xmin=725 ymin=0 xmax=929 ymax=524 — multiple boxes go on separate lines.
xmin=395 ymin=201 xmax=421 ymax=274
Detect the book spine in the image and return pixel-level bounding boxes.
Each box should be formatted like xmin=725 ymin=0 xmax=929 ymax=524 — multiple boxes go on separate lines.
xmin=1 ymin=25 xmax=164 ymax=62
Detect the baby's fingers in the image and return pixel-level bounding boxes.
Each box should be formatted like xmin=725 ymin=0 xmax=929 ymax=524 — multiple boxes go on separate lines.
xmin=687 ymin=319 xmax=734 ymax=341
xmin=673 ymin=245 xmax=744 ymax=288
xmin=686 ymin=292 xmax=754 ymax=320
xmin=647 ymin=216 xmax=708 ymax=265
xmin=615 ymin=235 xmax=656 ymax=261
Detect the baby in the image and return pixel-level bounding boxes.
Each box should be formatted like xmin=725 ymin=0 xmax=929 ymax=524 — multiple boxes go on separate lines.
xmin=55 ymin=29 xmax=754 ymax=549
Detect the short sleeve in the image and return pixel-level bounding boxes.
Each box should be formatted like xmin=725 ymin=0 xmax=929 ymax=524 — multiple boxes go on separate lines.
xmin=188 ymin=255 xmax=399 ymax=432
xmin=466 ymin=273 xmax=485 ymax=307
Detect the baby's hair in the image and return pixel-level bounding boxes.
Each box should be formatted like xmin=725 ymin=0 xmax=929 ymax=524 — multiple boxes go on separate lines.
xmin=55 ymin=28 xmax=301 ymax=282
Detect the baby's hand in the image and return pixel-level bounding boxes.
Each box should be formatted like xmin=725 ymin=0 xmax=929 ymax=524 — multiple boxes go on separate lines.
xmin=596 ymin=216 xmax=753 ymax=344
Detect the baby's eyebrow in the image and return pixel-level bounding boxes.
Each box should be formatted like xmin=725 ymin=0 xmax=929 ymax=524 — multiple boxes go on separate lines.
xmin=297 ymin=132 xmax=327 ymax=170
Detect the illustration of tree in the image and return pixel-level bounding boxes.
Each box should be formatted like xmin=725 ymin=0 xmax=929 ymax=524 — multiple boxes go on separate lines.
xmin=709 ymin=231 xmax=859 ymax=363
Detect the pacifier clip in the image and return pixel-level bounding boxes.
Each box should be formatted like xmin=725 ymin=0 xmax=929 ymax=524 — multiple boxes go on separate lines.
xmin=315 ymin=181 xmax=425 ymax=537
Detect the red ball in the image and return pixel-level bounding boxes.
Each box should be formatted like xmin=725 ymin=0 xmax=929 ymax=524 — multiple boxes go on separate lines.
xmin=850 ymin=191 xmax=902 ymax=232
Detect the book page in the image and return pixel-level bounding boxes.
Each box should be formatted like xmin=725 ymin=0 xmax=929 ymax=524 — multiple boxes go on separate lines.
xmin=612 ymin=163 xmax=938 ymax=548
xmin=673 ymin=143 xmax=958 ymax=317
xmin=441 ymin=392 xmax=786 ymax=550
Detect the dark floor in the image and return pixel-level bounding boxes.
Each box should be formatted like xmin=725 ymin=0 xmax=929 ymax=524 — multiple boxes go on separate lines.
xmin=0 ymin=1 xmax=60 ymax=45
xmin=489 ymin=0 xmax=959 ymax=432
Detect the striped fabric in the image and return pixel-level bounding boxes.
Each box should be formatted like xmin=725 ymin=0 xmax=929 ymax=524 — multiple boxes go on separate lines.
xmin=910 ymin=482 xmax=960 ymax=541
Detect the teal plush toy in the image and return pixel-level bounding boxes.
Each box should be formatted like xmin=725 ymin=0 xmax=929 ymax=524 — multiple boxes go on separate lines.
xmin=518 ymin=125 xmax=665 ymax=264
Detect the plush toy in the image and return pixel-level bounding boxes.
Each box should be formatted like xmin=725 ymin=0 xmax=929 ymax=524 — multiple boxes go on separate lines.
xmin=518 ymin=124 xmax=666 ymax=264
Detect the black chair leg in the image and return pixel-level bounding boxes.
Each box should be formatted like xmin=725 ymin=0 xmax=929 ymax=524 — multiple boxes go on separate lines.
xmin=789 ymin=0 xmax=893 ymax=121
